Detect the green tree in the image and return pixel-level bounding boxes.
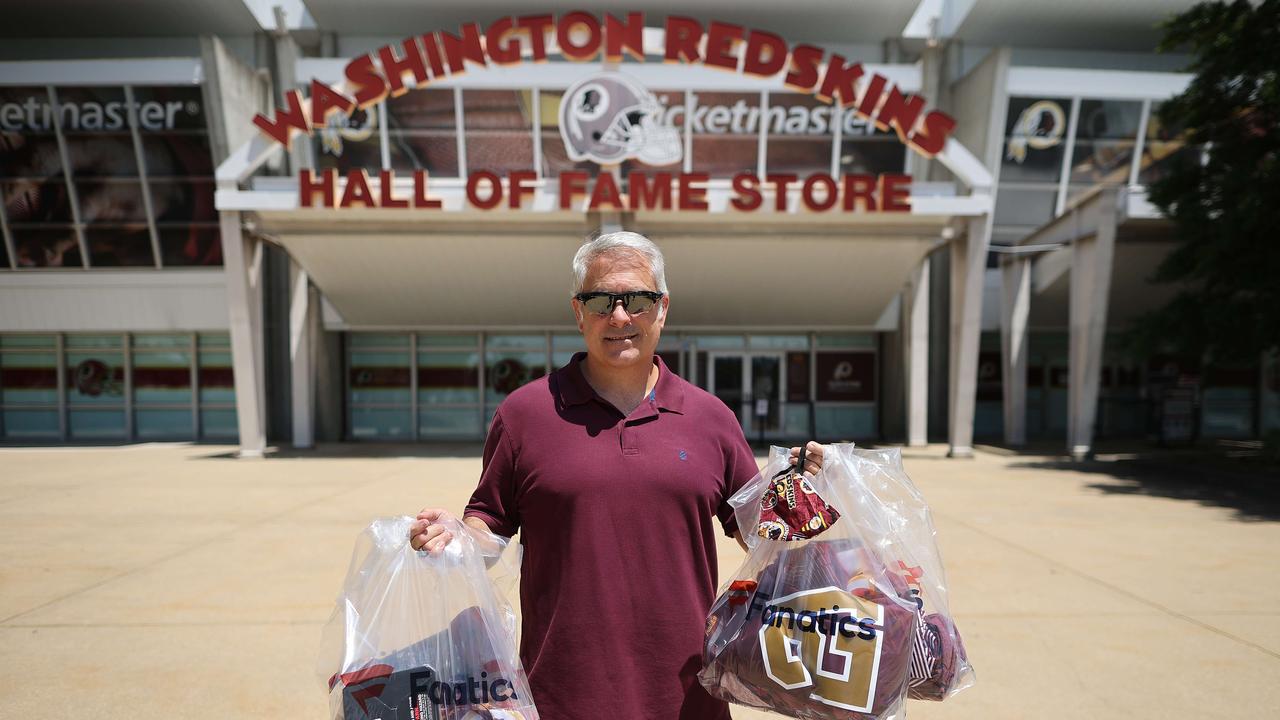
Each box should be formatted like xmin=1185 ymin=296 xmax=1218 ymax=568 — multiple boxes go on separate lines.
xmin=1128 ymin=0 xmax=1280 ymax=363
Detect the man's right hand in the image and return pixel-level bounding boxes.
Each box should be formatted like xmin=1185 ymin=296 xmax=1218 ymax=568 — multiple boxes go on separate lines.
xmin=409 ymin=508 xmax=457 ymax=553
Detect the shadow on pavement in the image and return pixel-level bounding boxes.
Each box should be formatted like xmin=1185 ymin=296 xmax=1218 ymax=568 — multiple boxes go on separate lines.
xmin=1009 ymin=454 xmax=1280 ymax=522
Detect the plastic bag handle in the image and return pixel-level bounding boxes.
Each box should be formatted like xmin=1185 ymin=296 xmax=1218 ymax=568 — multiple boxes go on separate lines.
xmin=772 ymin=445 xmax=806 ymax=480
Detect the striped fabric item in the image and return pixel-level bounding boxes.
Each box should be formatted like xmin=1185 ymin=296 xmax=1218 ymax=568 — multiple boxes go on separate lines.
xmin=907 ymin=611 xmax=941 ymax=687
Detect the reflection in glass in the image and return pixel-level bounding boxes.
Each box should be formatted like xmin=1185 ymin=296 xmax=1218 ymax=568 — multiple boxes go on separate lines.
xmin=349 ymin=350 xmax=411 ymax=404
xmin=76 ymin=179 xmax=147 ymax=223
xmin=148 ymin=178 xmax=215 ymax=224
xmin=10 ymin=226 xmax=81 ymax=268
xmin=61 ymin=134 xmax=139 ymax=176
xmin=464 ymin=90 xmax=533 ymax=175
xmin=765 ymin=94 xmax=833 ymax=176
xmin=158 ymin=225 xmax=221 ymax=266
xmin=141 ymin=134 xmax=214 ymax=177
xmin=388 ymin=133 xmax=459 ymax=176
xmin=1139 ymin=106 xmax=1196 ymax=185
xmin=1069 ymin=99 xmax=1142 ymax=186
xmin=86 ymin=225 xmax=154 ymax=266
xmin=994 ymin=188 xmax=1058 ymax=228
xmin=133 ymin=350 xmax=192 ymax=403
xmin=690 ymin=91 xmax=759 ymax=177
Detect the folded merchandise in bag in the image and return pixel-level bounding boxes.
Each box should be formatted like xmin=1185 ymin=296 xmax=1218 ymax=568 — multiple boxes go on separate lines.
xmin=828 ymin=446 xmax=974 ymax=701
xmin=320 ymin=516 xmax=538 ymax=720
xmin=699 ymin=446 xmax=973 ymax=720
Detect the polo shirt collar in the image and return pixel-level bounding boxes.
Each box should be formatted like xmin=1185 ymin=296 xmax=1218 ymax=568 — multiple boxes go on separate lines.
xmin=558 ymin=352 xmax=686 ymax=415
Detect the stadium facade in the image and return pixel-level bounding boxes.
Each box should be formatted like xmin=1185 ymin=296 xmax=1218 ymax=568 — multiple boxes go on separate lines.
xmin=1 ymin=0 xmax=1274 ymax=458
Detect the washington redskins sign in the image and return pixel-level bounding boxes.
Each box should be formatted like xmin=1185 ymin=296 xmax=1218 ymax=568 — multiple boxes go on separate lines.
xmin=254 ymin=12 xmax=959 ymax=213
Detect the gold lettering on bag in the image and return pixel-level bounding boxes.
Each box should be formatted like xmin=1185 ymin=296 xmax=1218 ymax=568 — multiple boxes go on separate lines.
xmin=758 ymin=587 xmax=885 ymax=712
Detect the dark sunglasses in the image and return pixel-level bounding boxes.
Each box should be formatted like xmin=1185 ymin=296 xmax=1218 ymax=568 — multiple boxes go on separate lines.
xmin=574 ymin=291 xmax=665 ymax=316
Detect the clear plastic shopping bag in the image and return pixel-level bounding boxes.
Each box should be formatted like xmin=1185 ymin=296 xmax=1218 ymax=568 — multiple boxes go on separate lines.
xmin=319 ymin=516 xmax=538 ymax=720
xmin=699 ymin=444 xmax=973 ymax=720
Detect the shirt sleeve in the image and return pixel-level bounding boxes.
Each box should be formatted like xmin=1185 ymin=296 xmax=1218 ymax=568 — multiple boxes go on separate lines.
xmin=463 ymin=408 xmax=520 ymax=538
xmin=717 ymin=427 xmax=762 ymax=538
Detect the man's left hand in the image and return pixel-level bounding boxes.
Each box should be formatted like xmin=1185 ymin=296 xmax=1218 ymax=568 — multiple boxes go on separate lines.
xmin=788 ymin=441 xmax=824 ymax=475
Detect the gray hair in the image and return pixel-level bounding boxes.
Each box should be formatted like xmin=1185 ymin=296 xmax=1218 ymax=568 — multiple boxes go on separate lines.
xmin=571 ymin=231 xmax=669 ymax=295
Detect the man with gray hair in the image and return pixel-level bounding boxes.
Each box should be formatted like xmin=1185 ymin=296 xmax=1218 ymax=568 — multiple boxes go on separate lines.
xmin=411 ymin=231 xmax=821 ymax=720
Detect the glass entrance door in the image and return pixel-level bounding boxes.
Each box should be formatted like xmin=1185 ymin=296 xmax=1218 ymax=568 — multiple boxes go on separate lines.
xmin=708 ymin=352 xmax=786 ymax=439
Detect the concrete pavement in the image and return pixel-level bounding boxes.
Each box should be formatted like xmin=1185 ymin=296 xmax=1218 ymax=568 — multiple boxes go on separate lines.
xmin=1 ymin=442 xmax=1277 ymax=719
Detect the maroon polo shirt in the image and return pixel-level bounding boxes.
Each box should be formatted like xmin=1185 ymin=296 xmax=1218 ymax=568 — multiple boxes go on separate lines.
xmin=464 ymin=352 xmax=759 ymax=720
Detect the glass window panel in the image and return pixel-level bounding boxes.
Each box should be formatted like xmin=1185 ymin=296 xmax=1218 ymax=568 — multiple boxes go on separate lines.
xmin=463 ymin=90 xmax=533 ymax=175
xmin=815 ymin=405 xmax=875 ymax=439
xmin=85 ymin=225 xmax=154 ymax=267
xmin=994 ymin=188 xmax=1058 ymax=228
xmin=2 ymin=408 xmax=60 ymax=438
xmin=198 ymin=349 xmax=235 ymax=404
xmin=1069 ymin=99 xmax=1142 ymax=186
xmin=690 ymin=335 xmax=745 ymax=350
xmin=837 ymin=112 xmax=904 ymax=175
xmin=0 ymin=351 xmax=59 ymax=404
xmin=0 ymin=334 xmax=56 ymax=349
xmin=129 ymin=86 xmax=207 ymax=131
xmin=69 ymin=408 xmax=126 ymax=439
xmin=0 ymin=235 xmax=8 ymax=269
xmin=418 ymin=334 xmax=476 ymax=348
xmin=485 ymin=350 xmax=547 ymax=403
xmin=349 ymin=350 xmax=411 ymax=404
xmin=0 ymin=87 xmax=56 ymax=134
xmin=748 ymin=335 xmax=809 ymax=350
xmin=783 ymin=403 xmax=811 ymax=437
xmin=387 ymin=89 xmax=456 ymax=130
xmin=201 ymin=408 xmax=238 ymax=439
xmin=76 ymin=180 xmax=147 ymax=223
xmin=1138 ymin=105 xmax=1197 ymax=185
xmin=0 ymin=136 xmax=63 ymax=182
xmin=62 ymin=134 xmax=138 ymax=176
xmin=4 ymin=178 xmax=74 ymax=223
xmin=134 ymin=334 xmax=190 ymax=349
xmin=349 ymin=333 xmax=410 ymax=348
xmin=815 ymin=352 xmax=875 ymax=402
xmin=388 ymin=133 xmax=460 ymax=176
xmin=149 ymin=179 xmax=216 ymax=223
xmin=417 ymin=351 xmax=480 ymax=403
xmin=197 ymin=333 xmax=231 ymax=348
xmin=8 ymin=225 xmax=78 ymax=270
xmin=315 ymin=104 xmax=382 ymax=172
xmin=158 ymin=225 xmax=221 ymax=267
xmin=49 ymin=87 xmax=129 ymax=132
xmin=690 ymin=91 xmax=759 ymax=177
xmin=66 ymin=335 xmax=123 ymax=349
xmin=141 ymin=134 xmax=214 ymax=177
xmin=133 ymin=350 xmax=191 ymax=403
xmin=65 ymin=351 xmax=124 ymax=405
xmin=349 ymin=407 xmax=413 ymax=440
xmin=1001 ymin=97 xmax=1071 ymax=183
xmin=815 ymin=333 xmax=875 ymax=348
xmin=136 ymin=408 xmax=193 ymax=438
xmin=485 ymin=334 xmax=545 ymax=349
xmin=418 ymin=406 xmax=483 ymax=439
xmin=387 ymin=89 xmax=459 ymax=176
xmin=765 ymin=94 xmax=833 ymax=176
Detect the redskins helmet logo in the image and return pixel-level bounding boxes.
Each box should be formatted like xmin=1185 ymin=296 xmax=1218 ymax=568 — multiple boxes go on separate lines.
xmin=558 ymin=72 xmax=682 ymax=166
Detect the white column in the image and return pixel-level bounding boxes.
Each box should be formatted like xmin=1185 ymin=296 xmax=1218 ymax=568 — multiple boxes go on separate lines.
xmin=289 ymin=260 xmax=316 ymax=449
xmin=904 ymin=257 xmax=930 ymax=446
xmin=1000 ymin=255 xmax=1031 ymax=446
xmin=220 ymin=210 xmax=266 ymax=457
xmin=1067 ymin=192 xmax=1119 ymax=460
xmin=948 ymin=214 xmax=992 ymax=457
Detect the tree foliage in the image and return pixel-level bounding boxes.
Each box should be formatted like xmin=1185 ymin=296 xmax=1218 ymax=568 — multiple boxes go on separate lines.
xmin=1128 ymin=0 xmax=1280 ymax=363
